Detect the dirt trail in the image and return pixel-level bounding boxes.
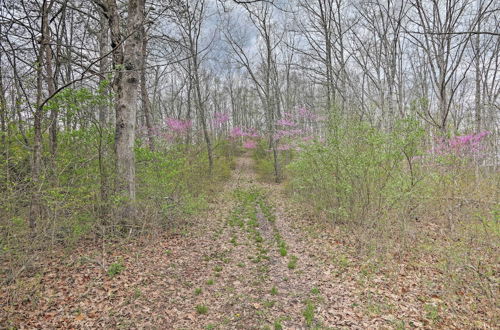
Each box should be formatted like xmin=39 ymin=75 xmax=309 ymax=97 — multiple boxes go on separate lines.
xmin=155 ymin=155 xmax=364 ymax=329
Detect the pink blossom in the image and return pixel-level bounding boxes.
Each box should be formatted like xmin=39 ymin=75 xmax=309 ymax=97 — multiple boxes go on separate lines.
xmin=230 ymin=126 xmax=261 ymax=138
xmin=297 ymin=107 xmax=324 ymax=121
xmin=230 ymin=127 xmax=245 ymax=138
xmin=274 ymin=129 xmax=304 ymax=140
xmin=277 ymin=118 xmax=297 ymax=127
xmin=302 ymin=135 xmax=314 ymax=142
xmin=246 ymin=128 xmax=260 ymax=137
xmin=432 ymin=131 xmax=491 ymax=157
xmin=213 ymin=112 xmax=230 ymax=127
xmin=297 ymin=107 xmax=315 ymax=120
xmin=165 ymin=118 xmax=192 ymax=134
xmin=243 ymin=140 xmax=257 ymax=149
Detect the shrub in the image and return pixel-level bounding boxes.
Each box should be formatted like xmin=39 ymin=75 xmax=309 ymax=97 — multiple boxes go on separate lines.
xmin=287 ymin=118 xmax=425 ymax=224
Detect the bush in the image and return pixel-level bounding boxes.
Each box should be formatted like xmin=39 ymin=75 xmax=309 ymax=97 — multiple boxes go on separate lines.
xmin=287 ymin=118 xmax=425 ymax=224
xmin=286 ymin=116 xmax=499 ymax=304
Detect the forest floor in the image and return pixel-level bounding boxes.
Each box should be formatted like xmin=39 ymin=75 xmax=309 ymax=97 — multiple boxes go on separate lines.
xmin=1 ymin=155 xmax=497 ymax=329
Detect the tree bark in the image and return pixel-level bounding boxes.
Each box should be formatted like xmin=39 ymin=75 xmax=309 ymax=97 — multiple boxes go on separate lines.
xmin=29 ymin=0 xmax=55 ymax=229
xmin=140 ymin=26 xmax=155 ymax=151
xmin=115 ymin=0 xmax=144 ymax=201
xmin=98 ymin=8 xmax=110 ymax=127
xmin=104 ymin=0 xmax=144 ymax=202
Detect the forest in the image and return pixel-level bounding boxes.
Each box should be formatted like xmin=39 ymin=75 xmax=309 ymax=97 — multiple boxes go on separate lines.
xmin=0 ymin=0 xmax=498 ymax=328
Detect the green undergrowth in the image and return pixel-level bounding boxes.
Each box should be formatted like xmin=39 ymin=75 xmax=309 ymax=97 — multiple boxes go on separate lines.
xmin=285 ymin=116 xmax=499 ymax=322
xmin=252 ymin=139 xmax=294 ymax=182
xmin=227 ymin=188 xmax=296 ymax=276
xmin=0 ymin=128 xmax=235 ymax=278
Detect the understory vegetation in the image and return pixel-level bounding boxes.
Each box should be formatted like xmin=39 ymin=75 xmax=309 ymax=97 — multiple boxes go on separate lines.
xmin=0 ymin=128 xmax=235 ymax=281
xmin=253 ymin=116 xmax=498 ymax=317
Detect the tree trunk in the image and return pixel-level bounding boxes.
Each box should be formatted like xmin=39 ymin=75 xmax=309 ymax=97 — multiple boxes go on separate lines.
xmin=98 ymin=9 xmax=109 ymax=127
xmin=475 ymin=20 xmax=482 ymax=132
xmin=194 ymin=65 xmax=213 ymax=173
xmin=0 ymin=65 xmax=6 ymax=150
xmin=140 ymin=26 xmax=155 ymax=151
xmin=29 ymin=0 xmax=54 ymax=229
xmin=114 ymin=0 xmax=144 ymax=202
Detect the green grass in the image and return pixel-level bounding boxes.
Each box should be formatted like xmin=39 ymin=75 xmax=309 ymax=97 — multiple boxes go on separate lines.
xmin=270 ymin=286 xmax=278 ymax=295
xmin=288 ymin=255 xmax=298 ymax=269
xmin=255 ymin=234 xmax=264 ymax=243
xmin=107 ymin=259 xmax=125 ymax=278
xmin=196 ymin=304 xmax=208 ymax=314
xmin=424 ymin=303 xmax=440 ymax=322
xmin=194 ymin=288 xmax=202 ymax=295
xmin=303 ymin=300 xmax=315 ymax=326
xmin=310 ymin=287 xmax=320 ymax=295
xmin=206 ymin=279 xmax=214 ymax=285
xmin=264 ymin=300 xmax=276 ymax=308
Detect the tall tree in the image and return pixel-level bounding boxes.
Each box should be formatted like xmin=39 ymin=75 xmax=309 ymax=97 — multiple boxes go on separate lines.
xmin=101 ymin=0 xmax=145 ymax=202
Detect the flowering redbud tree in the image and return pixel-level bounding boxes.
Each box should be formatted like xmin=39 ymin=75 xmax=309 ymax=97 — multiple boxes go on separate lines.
xmin=212 ymin=112 xmax=231 ymax=137
xmin=273 ymin=107 xmax=324 ymax=153
xmin=431 ymin=131 xmax=492 ymax=168
xmin=230 ymin=126 xmax=261 ymax=149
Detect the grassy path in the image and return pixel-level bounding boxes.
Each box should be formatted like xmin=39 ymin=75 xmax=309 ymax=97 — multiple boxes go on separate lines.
xmin=158 ymin=156 xmax=363 ymax=329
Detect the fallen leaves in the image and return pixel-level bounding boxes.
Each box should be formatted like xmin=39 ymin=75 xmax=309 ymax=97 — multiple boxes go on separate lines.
xmin=1 ymin=156 xmax=497 ymax=329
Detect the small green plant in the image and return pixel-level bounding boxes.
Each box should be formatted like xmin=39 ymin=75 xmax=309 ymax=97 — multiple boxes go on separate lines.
xmin=288 ymin=255 xmax=298 ymax=269
xmin=303 ymin=300 xmax=315 ymax=326
xmin=206 ymin=279 xmax=214 ymax=285
xmin=214 ymin=265 xmax=223 ymax=272
xmin=270 ymin=286 xmax=278 ymax=295
xmin=279 ymin=246 xmax=287 ymax=257
xmin=195 ymin=288 xmax=202 ymax=295
xmin=165 ymin=249 xmax=172 ymax=255
xmin=393 ymin=319 xmax=406 ymax=330
xmin=107 ymin=259 xmax=125 ymax=278
xmin=310 ymin=287 xmax=320 ymax=295
xmin=205 ymin=324 xmax=215 ymax=330
xmin=133 ymin=288 xmax=142 ymax=299
xmin=264 ymin=300 xmax=276 ymax=308
xmin=237 ymin=262 xmax=245 ymax=267
xmin=251 ymin=255 xmax=262 ymax=263
xmin=196 ymin=304 xmax=208 ymax=314
xmin=274 ymin=320 xmax=283 ymax=330
xmin=424 ymin=303 xmax=440 ymax=322
xmin=333 ymin=254 xmax=350 ymax=269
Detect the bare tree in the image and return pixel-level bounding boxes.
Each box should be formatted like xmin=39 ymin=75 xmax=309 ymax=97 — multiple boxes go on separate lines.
xmin=101 ymin=0 xmax=145 ymax=202
xmin=406 ymin=0 xmax=474 ymax=132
